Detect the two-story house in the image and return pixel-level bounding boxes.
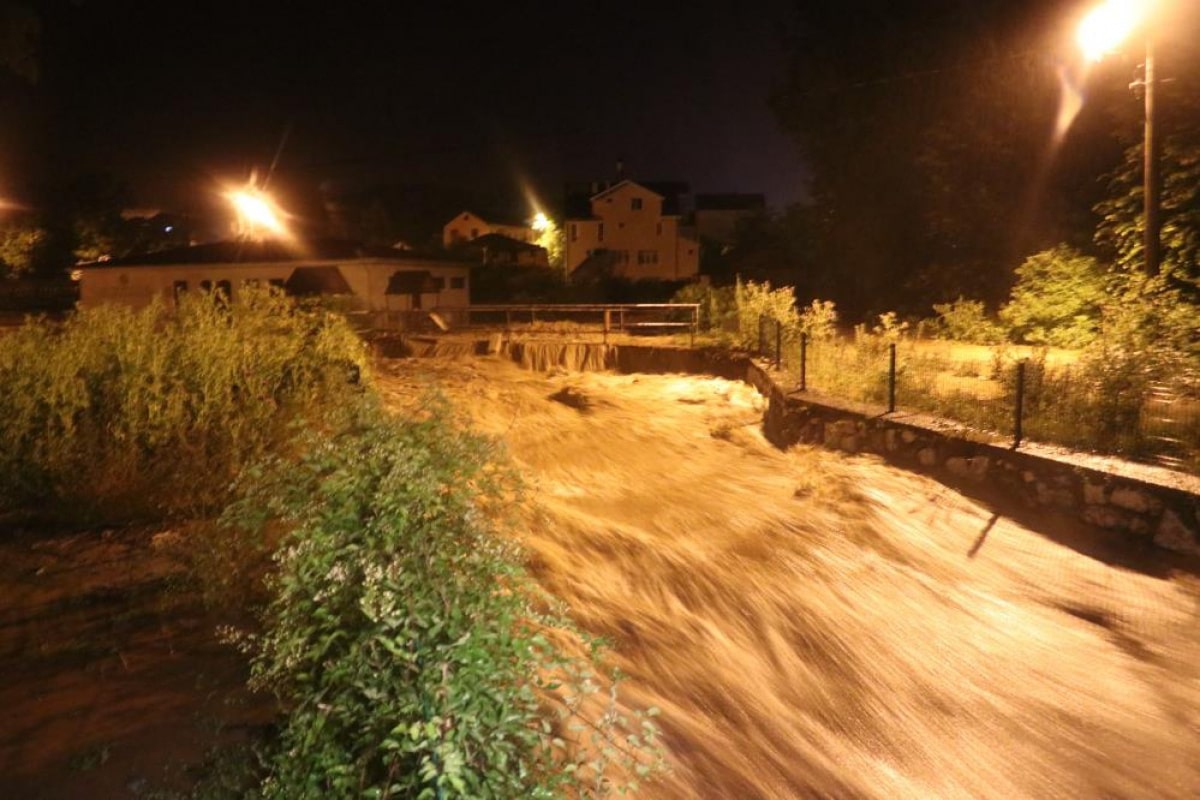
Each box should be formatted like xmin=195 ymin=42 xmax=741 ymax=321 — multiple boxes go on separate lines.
xmin=563 ymin=180 xmax=699 ymax=281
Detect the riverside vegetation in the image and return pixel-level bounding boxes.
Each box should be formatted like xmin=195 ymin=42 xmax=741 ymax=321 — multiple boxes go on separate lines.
xmin=676 ymin=267 xmax=1200 ymax=470
xmin=0 ymin=288 xmax=660 ymax=798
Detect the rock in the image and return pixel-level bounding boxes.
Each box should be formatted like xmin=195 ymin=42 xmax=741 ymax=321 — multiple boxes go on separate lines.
xmin=1154 ymin=509 xmax=1200 ymax=555
xmin=1084 ymin=504 xmax=1127 ymax=529
xmin=901 ymin=430 xmax=917 ymax=444
xmin=1110 ymin=487 xmax=1159 ymax=515
xmin=840 ymin=435 xmax=860 ymax=454
xmin=1035 ymin=482 xmax=1074 ymax=509
xmin=884 ymin=429 xmax=899 ymax=452
xmin=548 ymin=386 xmax=592 ymax=412
xmin=917 ymin=448 xmax=937 ymax=467
xmin=1082 ymin=481 xmax=1107 ymax=506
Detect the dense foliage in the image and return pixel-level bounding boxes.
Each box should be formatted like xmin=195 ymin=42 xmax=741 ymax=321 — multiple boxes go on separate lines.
xmin=224 ymin=399 xmax=659 ymax=798
xmin=998 ymin=245 xmax=1108 ymax=347
xmin=0 ymin=288 xmax=369 ymax=522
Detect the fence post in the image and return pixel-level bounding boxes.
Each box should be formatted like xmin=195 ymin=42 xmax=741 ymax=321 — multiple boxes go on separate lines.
xmin=690 ymin=305 xmax=697 ymax=348
xmin=1013 ymin=359 xmax=1026 ymax=449
xmin=603 ymin=308 xmax=610 ymax=345
xmin=774 ymin=320 xmax=783 ymax=370
xmin=799 ymin=332 xmax=808 ymax=391
xmin=758 ymin=315 xmax=766 ymax=355
xmin=887 ymin=342 xmax=897 ymax=413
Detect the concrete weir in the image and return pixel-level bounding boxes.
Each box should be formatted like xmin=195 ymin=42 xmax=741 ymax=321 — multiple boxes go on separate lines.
xmin=377 ymin=335 xmax=1200 ymax=557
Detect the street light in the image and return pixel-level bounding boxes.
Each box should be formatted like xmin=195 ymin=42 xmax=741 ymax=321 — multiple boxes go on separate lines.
xmin=226 ymin=185 xmax=288 ymax=239
xmin=1077 ymin=0 xmax=1161 ymax=277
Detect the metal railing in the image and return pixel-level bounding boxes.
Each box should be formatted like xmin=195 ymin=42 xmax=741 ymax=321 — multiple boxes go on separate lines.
xmin=753 ymin=315 xmax=1200 ymax=473
xmin=465 ymin=303 xmax=700 ymax=344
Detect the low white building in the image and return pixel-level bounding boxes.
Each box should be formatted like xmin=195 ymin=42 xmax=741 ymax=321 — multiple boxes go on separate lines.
xmin=76 ymin=239 xmax=472 ymax=320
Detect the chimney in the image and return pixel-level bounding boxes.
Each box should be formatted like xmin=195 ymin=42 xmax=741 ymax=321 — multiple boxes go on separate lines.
xmin=615 ymin=157 xmax=625 ymax=182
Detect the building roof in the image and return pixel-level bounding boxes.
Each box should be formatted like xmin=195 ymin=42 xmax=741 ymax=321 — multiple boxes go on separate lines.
xmin=694 ymin=193 xmax=766 ymax=212
xmin=564 ymin=178 xmax=690 ymax=220
xmin=464 ymin=232 xmax=545 ymax=253
xmin=79 ymin=237 xmax=473 ymax=268
xmin=449 ymin=209 xmax=531 ymax=230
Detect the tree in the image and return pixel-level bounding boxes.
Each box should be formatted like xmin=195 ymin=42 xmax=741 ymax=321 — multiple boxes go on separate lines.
xmin=1095 ymin=121 xmax=1200 ymax=288
xmin=999 ymin=244 xmax=1108 ymax=347
xmin=772 ymin=1 xmax=1125 ymax=318
xmin=0 ymin=3 xmax=39 ymax=83
xmin=0 ymin=220 xmax=45 ymax=277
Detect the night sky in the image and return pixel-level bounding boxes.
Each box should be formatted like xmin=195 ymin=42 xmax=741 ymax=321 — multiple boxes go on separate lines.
xmin=6 ymin=0 xmax=806 ymax=225
xmin=2 ymin=1 xmax=1196 ymax=234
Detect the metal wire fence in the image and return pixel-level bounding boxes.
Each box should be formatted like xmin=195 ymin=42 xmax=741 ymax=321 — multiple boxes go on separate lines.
xmin=754 ymin=316 xmax=1200 ymax=474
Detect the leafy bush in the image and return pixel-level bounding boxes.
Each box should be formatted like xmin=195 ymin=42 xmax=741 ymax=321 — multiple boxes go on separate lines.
xmin=999 ymin=245 xmax=1107 ymax=348
xmin=797 ymin=299 xmax=838 ymax=341
xmin=224 ymin=398 xmax=661 ymax=799
xmin=670 ymin=282 xmax=736 ymax=334
xmin=929 ymin=297 xmax=1003 ymax=343
xmin=0 ymin=287 xmax=370 ymax=522
xmin=734 ymin=278 xmax=799 ymax=348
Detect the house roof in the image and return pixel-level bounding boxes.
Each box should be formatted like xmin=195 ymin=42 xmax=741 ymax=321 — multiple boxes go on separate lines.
xmin=448 ymin=209 xmax=531 ymax=230
xmin=79 ymin=237 xmax=473 ymax=268
xmin=465 ymin=233 xmax=545 ymax=253
xmin=590 ymin=179 xmax=664 ymax=203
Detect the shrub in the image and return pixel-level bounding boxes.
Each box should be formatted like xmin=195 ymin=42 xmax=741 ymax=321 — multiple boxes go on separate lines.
xmin=797 ymin=299 xmax=838 ymax=341
xmin=0 ymin=287 xmax=370 ymax=522
xmin=929 ymin=297 xmax=1003 ymax=343
xmin=999 ymin=245 xmax=1107 ymax=348
xmin=224 ymin=398 xmax=661 ymax=799
xmin=670 ymin=282 xmax=737 ymax=335
xmin=734 ymin=278 xmax=799 ymax=348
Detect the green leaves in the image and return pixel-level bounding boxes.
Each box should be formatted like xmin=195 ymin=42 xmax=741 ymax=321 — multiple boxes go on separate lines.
xmin=237 ymin=402 xmax=663 ymax=798
xmin=0 ymin=286 xmax=370 ymax=522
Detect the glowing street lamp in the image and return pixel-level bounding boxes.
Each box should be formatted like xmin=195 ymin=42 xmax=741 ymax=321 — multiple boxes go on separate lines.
xmin=226 ymin=186 xmax=288 ymax=239
xmin=531 ymin=211 xmax=550 ymax=232
xmin=1077 ymin=0 xmax=1161 ymax=277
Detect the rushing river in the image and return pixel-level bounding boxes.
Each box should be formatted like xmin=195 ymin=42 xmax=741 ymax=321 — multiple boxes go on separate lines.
xmin=378 ymin=354 xmax=1200 ymax=799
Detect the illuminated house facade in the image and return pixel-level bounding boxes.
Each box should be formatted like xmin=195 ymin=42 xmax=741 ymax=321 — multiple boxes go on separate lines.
xmin=76 ymin=239 xmax=471 ymax=316
xmin=442 ymin=211 xmax=537 ymax=247
xmin=563 ymin=180 xmax=699 ymax=281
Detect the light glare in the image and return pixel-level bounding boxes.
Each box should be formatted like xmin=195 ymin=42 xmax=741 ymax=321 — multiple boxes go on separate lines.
xmin=227 ymin=188 xmax=286 ymax=236
xmin=1077 ymin=0 xmax=1146 ymax=62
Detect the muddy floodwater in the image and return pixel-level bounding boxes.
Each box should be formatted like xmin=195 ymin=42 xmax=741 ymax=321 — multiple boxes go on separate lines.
xmin=380 ymin=355 xmax=1200 ymax=799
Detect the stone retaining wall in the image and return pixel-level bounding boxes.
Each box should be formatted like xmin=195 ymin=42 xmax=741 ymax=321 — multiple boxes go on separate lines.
xmin=745 ymin=360 xmax=1200 ymax=557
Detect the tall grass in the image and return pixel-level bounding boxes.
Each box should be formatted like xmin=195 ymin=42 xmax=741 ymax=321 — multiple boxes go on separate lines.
xmin=0 ymin=288 xmax=370 ymax=522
